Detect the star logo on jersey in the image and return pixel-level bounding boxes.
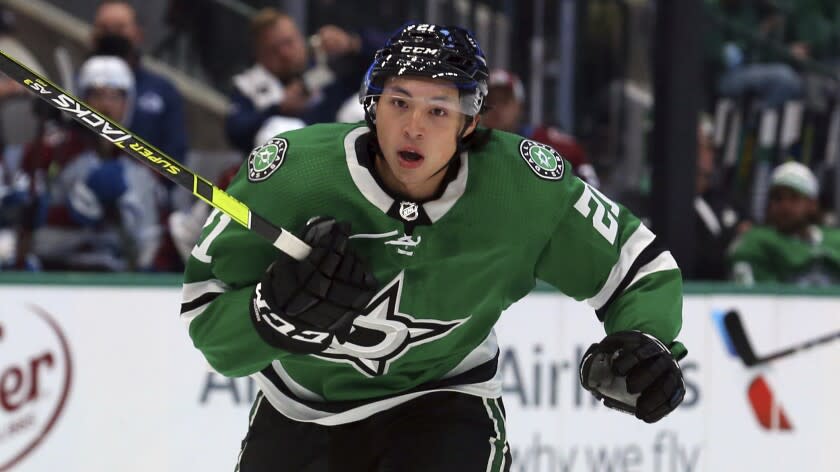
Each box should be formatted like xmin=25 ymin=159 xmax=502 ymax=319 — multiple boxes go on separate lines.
xmin=247 ymin=137 xmax=288 ymax=182
xmin=316 ymin=271 xmax=468 ymax=377
xmin=519 ymin=139 xmax=564 ymax=180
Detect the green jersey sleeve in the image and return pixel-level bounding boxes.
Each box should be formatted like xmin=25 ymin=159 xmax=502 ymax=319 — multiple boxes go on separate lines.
xmin=535 ymin=174 xmax=686 ymax=359
xmin=180 ymin=123 xmax=365 ymax=378
xmin=180 ymin=204 xmax=294 ymax=377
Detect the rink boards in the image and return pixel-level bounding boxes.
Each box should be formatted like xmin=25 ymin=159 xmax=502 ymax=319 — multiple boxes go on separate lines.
xmin=1 ymin=275 xmax=839 ymax=472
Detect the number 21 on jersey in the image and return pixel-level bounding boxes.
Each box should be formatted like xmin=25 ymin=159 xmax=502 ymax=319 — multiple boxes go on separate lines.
xmin=573 ymin=182 xmax=620 ymax=245
xmin=191 ymin=209 xmax=231 ymax=263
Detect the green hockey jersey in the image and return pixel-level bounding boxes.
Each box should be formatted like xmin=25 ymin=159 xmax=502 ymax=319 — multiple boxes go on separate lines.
xmin=729 ymin=225 xmax=840 ymax=285
xmin=180 ymin=123 xmax=684 ymax=425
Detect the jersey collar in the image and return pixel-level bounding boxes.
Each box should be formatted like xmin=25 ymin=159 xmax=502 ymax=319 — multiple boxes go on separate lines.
xmin=343 ymin=126 xmax=469 ymax=224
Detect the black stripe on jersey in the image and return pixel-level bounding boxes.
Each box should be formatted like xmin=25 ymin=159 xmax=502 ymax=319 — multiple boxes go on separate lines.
xmin=259 ymin=350 xmax=500 ymax=414
xmin=181 ymin=292 xmax=222 ymax=315
xmin=595 ymin=238 xmax=665 ymax=322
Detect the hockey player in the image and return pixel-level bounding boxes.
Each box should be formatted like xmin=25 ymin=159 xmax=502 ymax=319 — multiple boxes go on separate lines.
xmin=181 ymin=24 xmax=687 ymax=471
xmin=17 ymin=55 xmax=165 ymax=271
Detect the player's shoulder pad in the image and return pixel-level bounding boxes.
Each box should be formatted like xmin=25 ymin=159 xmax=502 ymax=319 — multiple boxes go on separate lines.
xmin=489 ymin=129 xmax=567 ymax=182
xmin=245 ymin=123 xmax=359 ymax=183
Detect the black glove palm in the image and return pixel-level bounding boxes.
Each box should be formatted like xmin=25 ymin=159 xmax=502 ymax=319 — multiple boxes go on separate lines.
xmin=250 ymin=217 xmax=378 ymax=354
xmin=579 ymin=331 xmax=685 ymax=423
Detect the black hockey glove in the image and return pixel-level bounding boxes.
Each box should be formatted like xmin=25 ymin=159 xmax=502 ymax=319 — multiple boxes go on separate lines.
xmin=250 ymin=217 xmax=378 ymax=354
xmin=579 ymin=331 xmax=685 ymax=423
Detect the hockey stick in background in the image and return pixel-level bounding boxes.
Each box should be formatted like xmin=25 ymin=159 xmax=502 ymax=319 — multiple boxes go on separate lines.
xmin=723 ymin=310 xmax=840 ymax=367
xmin=0 ymin=49 xmax=311 ymax=260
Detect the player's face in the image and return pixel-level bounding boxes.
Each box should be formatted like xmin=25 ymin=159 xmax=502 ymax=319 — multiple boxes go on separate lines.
xmin=92 ymin=2 xmax=143 ymax=48
xmin=766 ymin=186 xmax=817 ymax=235
xmin=85 ymin=86 xmax=129 ymax=124
xmin=374 ymin=76 xmax=478 ymax=200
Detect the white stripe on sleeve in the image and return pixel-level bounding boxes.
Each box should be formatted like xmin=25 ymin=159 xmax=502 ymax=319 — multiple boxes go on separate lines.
xmin=627 ymin=251 xmax=679 ymax=289
xmin=180 ymin=279 xmax=230 ymax=325
xmin=586 ymin=223 xmax=656 ymax=310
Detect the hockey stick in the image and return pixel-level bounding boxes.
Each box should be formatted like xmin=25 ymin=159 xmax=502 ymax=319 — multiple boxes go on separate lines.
xmin=723 ymin=310 xmax=840 ymax=367
xmin=0 ymin=49 xmax=311 ymax=260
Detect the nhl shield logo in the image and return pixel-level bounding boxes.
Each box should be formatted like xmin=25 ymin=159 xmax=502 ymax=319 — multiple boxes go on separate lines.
xmin=248 ymin=137 xmax=288 ymax=182
xmin=399 ymin=201 xmax=419 ymax=221
xmin=519 ymin=140 xmax=564 ymax=180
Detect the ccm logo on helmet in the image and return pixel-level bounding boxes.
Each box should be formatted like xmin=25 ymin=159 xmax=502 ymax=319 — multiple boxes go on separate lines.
xmin=401 ymin=46 xmax=439 ymax=55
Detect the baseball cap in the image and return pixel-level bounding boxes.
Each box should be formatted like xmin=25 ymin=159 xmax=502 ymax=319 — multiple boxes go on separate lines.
xmin=487 ymin=68 xmax=524 ymax=102
xmin=771 ymin=161 xmax=818 ymax=198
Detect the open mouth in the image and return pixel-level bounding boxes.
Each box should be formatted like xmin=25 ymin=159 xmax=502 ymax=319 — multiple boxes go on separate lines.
xmin=396 ymin=149 xmax=425 ymax=169
xmin=398 ymin=150 xmax=424 ymax=162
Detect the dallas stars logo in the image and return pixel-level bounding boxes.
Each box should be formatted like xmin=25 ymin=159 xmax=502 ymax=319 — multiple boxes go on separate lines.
xmin=519 ymin=139 xmax=565 ymax=180
xmin=316 ymin=271 xmax=468 ymax=377
xmin=248 ymin=137 xmax=288 ymax=182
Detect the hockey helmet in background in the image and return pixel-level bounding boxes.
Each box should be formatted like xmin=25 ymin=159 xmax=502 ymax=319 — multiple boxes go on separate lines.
xmin=77 ymin=55 xmax=135 ymax=123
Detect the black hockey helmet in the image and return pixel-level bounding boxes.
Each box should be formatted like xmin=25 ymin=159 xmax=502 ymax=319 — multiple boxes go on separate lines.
xmin=360 ymin=23 xmax=489 ymax=126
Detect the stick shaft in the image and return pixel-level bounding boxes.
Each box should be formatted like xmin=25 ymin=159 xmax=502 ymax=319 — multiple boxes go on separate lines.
xmin=759 ymin=330 xmax=840 ymax=363
xmin=0 ymin=49 xmax=310 ymax=260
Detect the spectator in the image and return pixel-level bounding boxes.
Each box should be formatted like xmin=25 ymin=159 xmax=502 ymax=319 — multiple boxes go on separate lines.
xmin=225 ymin=8 xmax=383 ymax=153
xmin=705 ymin=0 xmax=804 ymax=109
xmin=774 ymin=0 xmax=838 ymax=64
xmin=729 ymin=161 xmax=840 ymax=285
xmin=690 ymin=116 xmax=751 ymax=280
xmin=16 ymin=56 xmax=167 ymax=271
xmin=91 ymin=0 xmax=188 ymax=163
xmin=482 ymin=68 xmax=600 ymax=186
xmin=0 ymin=6 xmax=46 ymax=269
